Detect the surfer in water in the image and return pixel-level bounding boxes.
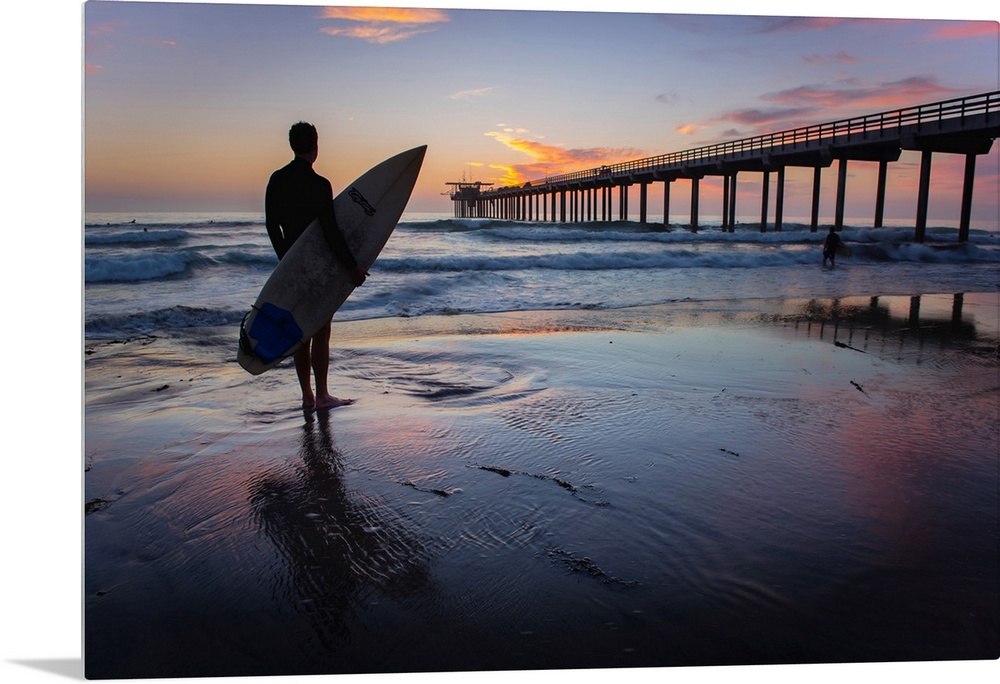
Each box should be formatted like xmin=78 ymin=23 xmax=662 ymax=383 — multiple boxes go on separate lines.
xmin=265 ymin=121 xmax=368 ymax=410
xmin=822 ymin=226 xmax=841 ymax=267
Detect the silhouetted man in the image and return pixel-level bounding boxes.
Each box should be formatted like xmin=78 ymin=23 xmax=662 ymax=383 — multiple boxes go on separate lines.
xmin=822 ymin=226 xmax=841 ymax=267
xmin=265 ymin=121 xmax=367 ymax=410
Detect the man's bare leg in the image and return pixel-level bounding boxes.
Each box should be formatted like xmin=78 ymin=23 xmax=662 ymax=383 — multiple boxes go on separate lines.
xmin=294 ymin=340 xmax=316 ymax=410
xmin=311 ymin=322 xmax=351 ymax=409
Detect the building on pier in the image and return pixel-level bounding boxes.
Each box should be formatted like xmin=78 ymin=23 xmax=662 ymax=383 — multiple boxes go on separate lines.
xmin=445 ymin=181 xmax=493 ymax=218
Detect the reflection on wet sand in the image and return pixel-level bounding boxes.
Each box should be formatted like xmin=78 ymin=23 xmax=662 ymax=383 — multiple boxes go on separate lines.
xmin=762 ymin=293 xmax=998 ymax=361
xmin=247 ymin=410 xmax=432 ymax=653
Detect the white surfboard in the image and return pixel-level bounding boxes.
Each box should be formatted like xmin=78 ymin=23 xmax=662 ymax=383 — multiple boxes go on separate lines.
xmin=238 ymin=145 xmax=426 ymax=375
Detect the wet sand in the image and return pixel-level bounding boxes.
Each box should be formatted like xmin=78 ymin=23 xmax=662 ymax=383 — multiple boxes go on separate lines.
xmin=82 ymin=294 xmax=999 ymax=681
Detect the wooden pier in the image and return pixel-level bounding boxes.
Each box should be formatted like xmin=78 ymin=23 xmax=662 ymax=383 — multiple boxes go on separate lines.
xmin=450 ymin=91 xmax=999 ymax=242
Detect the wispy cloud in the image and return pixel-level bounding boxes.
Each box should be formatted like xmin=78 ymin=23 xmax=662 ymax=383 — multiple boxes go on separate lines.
xmin=719 ymin=106 xmax=818 ymax=129
xmin=139 ymin=37 xmax=178 ymax=48
xmin=450 ymin=87 xmax=496 ymax=101
xmin=319 ymin=6 xmax=450 ymax=44
xmin=484 ymin=128 xmax=645 ymax=184
xmin=84 ymin=20 xmax=176 ymax=76
xmin=802 ymin=51 xmax=862 ymax=66
xmin=85 ymin=20 xmax=121 ymax=63
xmin=752 ymin=16 xmax=857 ymax=34
xmin=656 ymin=15 xmax=854 ymax=37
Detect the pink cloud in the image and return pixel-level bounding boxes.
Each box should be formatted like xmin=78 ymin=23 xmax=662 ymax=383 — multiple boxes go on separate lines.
xmin=762 ymin=77 xmax=956 ymax=116
xmin=675 ymin=77 xmax=962 ymax=144
xmin=927 ymin=22 xmax=998 ymax=40
xmin=84 ymin=19 xmax=176 ymax=75
xmin=85 ymin=20 xmax=121 ymax=58
xmin=753 ymin=17 xmax=857 ymax=34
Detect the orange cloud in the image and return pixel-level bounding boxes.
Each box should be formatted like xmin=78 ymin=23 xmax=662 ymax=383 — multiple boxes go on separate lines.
xmin=484 ymin=129 xmax=645 ymax=185
xmin=487 ymin=163 xmax=520 ymax=187
xmin=319 ymin=6 xmax=450 ymax=43
xmin=321 ymin=7 xmax=450 ymax=23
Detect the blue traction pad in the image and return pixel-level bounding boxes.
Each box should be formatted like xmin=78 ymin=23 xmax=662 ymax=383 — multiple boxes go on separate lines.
xmin=248 ymin=302 xmax=303 ymax=364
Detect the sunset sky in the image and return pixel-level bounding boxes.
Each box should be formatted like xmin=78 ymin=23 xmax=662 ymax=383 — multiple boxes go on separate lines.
xmin=81 ymin=1 xmax=998 ymax=223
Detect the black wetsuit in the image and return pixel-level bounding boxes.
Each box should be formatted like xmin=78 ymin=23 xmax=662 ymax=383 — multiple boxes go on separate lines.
xmin=264 ymin=156 xmax=358 ymax=269
xmin=823 ymin=231 xmax=841 ymax=259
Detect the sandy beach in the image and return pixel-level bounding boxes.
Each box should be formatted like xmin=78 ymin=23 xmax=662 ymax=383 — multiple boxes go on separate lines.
xmin=82 ymin=293 xmax=1000 ymax=679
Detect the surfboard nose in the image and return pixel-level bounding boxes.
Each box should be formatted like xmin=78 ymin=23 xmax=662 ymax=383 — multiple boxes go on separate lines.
xmin=398 ymin=145 xmax=427 ymax=181
xmin=386 ymin=145 xmax=427 ymax=175
xmin=408 ymin=144 xmax=427 ymax=164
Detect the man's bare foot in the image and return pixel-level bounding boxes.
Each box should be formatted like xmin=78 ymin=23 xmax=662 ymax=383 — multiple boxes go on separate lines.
xmin=316 ymin=394 xmax=353 ymax=410
xmin=301 ymin=395 xmax=316 ymax=411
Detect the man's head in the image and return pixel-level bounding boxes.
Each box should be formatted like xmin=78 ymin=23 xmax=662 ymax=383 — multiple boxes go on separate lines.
xmin=289 ymin=121 xmax=318 ymax=157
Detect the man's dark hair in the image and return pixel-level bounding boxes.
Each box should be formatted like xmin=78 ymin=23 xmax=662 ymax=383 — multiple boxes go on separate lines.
xmin=289 ymin=121 xmax=318 ymax=155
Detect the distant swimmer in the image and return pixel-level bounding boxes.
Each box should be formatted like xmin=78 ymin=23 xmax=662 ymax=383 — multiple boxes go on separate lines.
xmin=822 ymin=226 xmax=841 ymax=267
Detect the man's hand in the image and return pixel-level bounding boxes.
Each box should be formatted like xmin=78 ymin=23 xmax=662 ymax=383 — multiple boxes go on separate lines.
xmin=349 ymin=265 xmax=369 ymax=287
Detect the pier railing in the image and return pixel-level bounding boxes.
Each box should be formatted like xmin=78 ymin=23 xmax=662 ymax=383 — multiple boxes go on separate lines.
xmin=522 ymin=90 xmax=1000 ymax=188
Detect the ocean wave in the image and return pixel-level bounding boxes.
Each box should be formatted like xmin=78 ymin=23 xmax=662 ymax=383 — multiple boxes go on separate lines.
xmin=852 ymin=241 xmax=1000 ymax=264
xmin=376 ymin=250 xmax=807 ymax=273
xmin=85 ymin=305 xmax=246 ymax=337
xmin=398 ymin=218 xmax=998 ymax=240
xmin=216 ymin=249 xmax=278 ymax=268
xmin=84 ymin=217 xmax=260 ymax=230
xmin=398 ymin=218 xmax=525 ymax=232
xmin=85 ymin=248 xmax=277 ymax=283
xmin=482 ymin=225 xmax=829 ymax=245
xmin=85 ymin=252 xmax=202 ymax=283
xmin=84 ymin=228 xmax=192 ymax=246
xmin=374 ymin=241 xmax=997 ymax=274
